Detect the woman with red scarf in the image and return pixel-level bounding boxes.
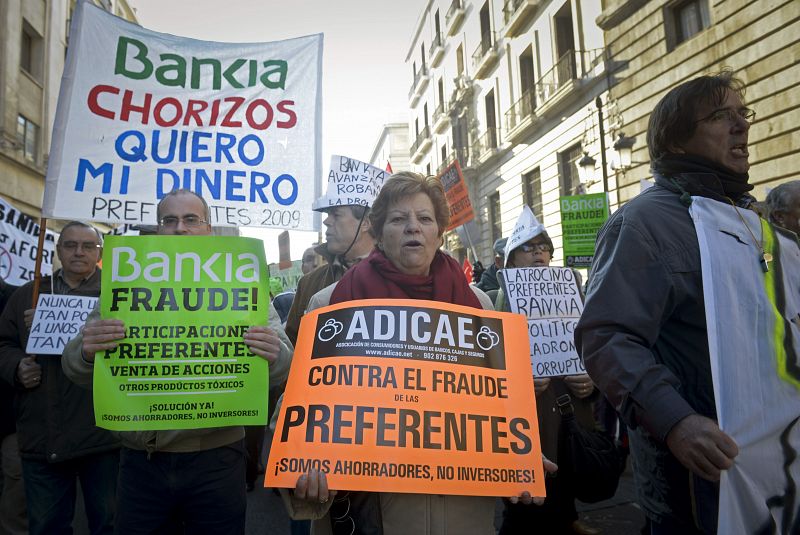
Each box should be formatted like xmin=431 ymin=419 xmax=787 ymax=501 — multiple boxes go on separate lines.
xmin=283 ymin=172 xmax=554 ymax=535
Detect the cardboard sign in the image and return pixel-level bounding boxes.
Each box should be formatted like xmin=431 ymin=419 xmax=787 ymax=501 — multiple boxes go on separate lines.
xmin=500 ymin=267 xmax=585 ymax=377
xmin=312 ymin=155 xmax=388 ymax=211
xmin=278 ymin=231 xmax=291 ymax=269
xmin=266 ymin=299 xmax=545 ymax=497
xmin=26 ymin=294 xmax=98 ymax=355
xmin=438 ymin=161 xmax=475 ymax=230
xmin=0 ymin=197 xmax=57 ymax=285
xmin=42 ymin=2 xmax=323 ymax=230
xmin=559 ymin=193 xmax=609 ymax=268
xmin=94 ymin=235 xmax=269 ymax=430
xmin=269 ymin=260 xmax=303 ymax=292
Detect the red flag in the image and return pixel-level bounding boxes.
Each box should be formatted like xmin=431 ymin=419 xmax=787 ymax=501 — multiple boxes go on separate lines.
xmin=462 ymin=258 xmax=473 ymax=283
xmin=386 ymin=161 xmax=393 ymax=173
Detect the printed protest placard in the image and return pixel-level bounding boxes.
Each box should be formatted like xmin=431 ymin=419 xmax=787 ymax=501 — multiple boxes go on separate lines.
xmin=266 ymin=299 xmax=545 ymax=497
xmin=500 ymin=267 xmax=584 ymax=377
xmin=559 ymin=193 xmax=608 ymax=268
xmin=438 ymin=161 xmax=475 ymax=231
xmin=43 ymin=2 xmax=322 ymax=230
xmin=312 ymin=155 xmax=389 ymax=210
xmin=94 ymin=235 xmax=269 ymax=430
xmin=0 ymin=197 xmax=57 ymax=285
xmin=26 ymin=294 xmax=98 ymax=355
xmin=269 ymin=260 xmax=302 ymax=292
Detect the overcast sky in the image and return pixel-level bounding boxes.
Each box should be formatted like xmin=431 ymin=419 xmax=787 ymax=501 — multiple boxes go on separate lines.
xmin=133 ymin=0 xmax=425 ymax=262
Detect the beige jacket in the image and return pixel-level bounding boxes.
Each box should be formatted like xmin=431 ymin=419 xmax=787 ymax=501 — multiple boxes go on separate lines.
xmin=281 ymin=282 xmax=497 ymax=535
xmin=62 ymin=302 xmax=292 ymax=453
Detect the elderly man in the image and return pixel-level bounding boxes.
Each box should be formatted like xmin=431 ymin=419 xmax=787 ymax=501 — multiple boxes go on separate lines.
xmin=766 ymin=181 xmax=800 ymax=235
xmin=284 ymin=204 xmax=376 ymax=346
xmin=0 ymin=221 xmax=118 ymax=535
xmin=62 ymin=189 xmax=292 ymax=535
xmin=575 ymin=72 xmax=752 ymax=534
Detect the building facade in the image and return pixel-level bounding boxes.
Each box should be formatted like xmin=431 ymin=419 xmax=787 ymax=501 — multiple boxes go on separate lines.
xmin=405 ymin=0 xmax=616 ymax=265
xmin=0 ymin=0 xmax=137 ymax=223
xmin=599 ymin=0 xmax=800 ymax=203
xmin=368 ymin=122 xmax=411 ymax=173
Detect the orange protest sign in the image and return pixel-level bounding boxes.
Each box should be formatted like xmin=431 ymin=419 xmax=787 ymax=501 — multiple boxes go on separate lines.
xmin=438 ymin=161 xmax=475 ymax=230
xmin=265 ymin=298 xmax=545 ymax=497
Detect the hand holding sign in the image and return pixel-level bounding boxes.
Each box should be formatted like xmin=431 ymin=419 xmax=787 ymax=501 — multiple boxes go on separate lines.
xmin=243 ymin=326 xmax=281 ymax=363
xmin=294 ymin=469 xmax=336 ymax=505
xmin=507 ymin=457 xmax=558 ymax=505
xmin=16 ymin=356 xmax=42 ymax=389
xmin=82 ymin=319 xmax=126 ymax=362
xmin=563 ymin=374 xmax=594 ymax=399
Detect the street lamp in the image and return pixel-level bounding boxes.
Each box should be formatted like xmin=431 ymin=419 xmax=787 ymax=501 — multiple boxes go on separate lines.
xmin=577 ymin=152 xmax=596 ymax=184
xmin=613 ymin=133 xmax=637 ymax=169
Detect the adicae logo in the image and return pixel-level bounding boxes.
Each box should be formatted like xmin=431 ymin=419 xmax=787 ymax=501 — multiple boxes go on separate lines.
xmin=476 ymin=325 xmax=500 ymax=351
xmin=317 ymin=318 xmax=343 ymax=342
xmin=0 ymin=248 xmax=12 ymax=280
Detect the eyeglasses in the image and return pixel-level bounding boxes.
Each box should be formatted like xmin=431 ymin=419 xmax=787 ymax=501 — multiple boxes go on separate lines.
xmin=695 ymin=107 xmax=756 ymax=125
xmin=58 ymin=241 xmax=101 ymax=252
xmin=518 ymin=242 xmax=551 ymax=253
xmin=158 ymin=215 xmax=208 ymax=228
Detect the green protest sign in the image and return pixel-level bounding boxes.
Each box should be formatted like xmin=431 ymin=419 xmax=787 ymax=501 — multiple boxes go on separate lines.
xmin=559 ymin=193 xmax=609 ymax=268
xmin=95 ymin=235 xmax=269 ymax=430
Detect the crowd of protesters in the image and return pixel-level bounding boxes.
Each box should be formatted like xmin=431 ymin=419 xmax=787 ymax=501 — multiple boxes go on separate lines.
xmin=0 ymin=70 xmax=797 ymax=535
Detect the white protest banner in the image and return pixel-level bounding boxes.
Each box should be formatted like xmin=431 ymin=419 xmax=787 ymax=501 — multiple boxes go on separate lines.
xmin=0 ymin=197 xmax=57 ymax=286
xmin=312 ymin=155 xmax=388 ymax=210
xmin=26 ymin=294 xmax=98 ymax=355
xmin=690 ymin=197 xmax=800 ymax=533
xmin=43 ymin=1 xmax=322 ymax=231
xmin=500 ymin=267 xmax=584 ymax=377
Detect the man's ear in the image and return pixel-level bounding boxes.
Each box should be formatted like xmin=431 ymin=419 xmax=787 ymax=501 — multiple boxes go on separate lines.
xmin=360 ymin=216 xmax=372 ymax=235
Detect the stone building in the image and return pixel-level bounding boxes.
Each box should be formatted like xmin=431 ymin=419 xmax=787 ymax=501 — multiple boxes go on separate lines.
xmin=0 ymin=0 xmax=138 ymax=223
xmin=599 ymin=0 xmax=800 ymax=202
xmin=405 ymin=0 xmax=616 ymax=264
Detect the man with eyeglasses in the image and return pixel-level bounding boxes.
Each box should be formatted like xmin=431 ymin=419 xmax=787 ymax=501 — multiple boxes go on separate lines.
xmin=62 ymin=189 xmax=293 ymax=535
xmin=575 ymin=71 xmax=755 ymax=535
xmin=0 ymin=221 xmax=119 ymax=535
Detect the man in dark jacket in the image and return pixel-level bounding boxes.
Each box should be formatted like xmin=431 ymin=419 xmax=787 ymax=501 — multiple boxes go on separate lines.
xmin=0 ymin=221 xmax=118 ymax=535
xmin=475 ymin=238 xmax=507 ymax=293
xmin=575 ymin=72 xmax=750 ymax=534
xmin=284 ymin=206 xmax=376 ymax=347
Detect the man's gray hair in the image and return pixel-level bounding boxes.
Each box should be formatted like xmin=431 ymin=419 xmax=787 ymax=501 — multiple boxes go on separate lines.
xmin=766 ymin=181 xmax=800 ymax=224
xmin=57 ymin=221 xmax=103 ymax=246
xmin=156 ymin=189 xmax=211 ymax=221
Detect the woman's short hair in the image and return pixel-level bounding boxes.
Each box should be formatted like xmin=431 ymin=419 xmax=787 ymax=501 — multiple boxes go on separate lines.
xmin=647 ymin=70 xmax=746 ymax=163
xmin=369 ymin=172 xmax=450 ymax=239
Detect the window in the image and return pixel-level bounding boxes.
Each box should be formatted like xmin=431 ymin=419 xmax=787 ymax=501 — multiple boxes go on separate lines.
xmin=20 ymin=20 xmax=43 ymax=81
xmin=441 ymin=144 xmax=448 ymax=163
xmin=665 ymin=0 xmax=710 ymax=50
xmin=426 ymin=163 xmax=431 ymax=176
xmin=484 ymin=89 xmax=497 ymax=148
xmin=17 ymin=115 xmax=39 ymax=163
xmin=558 ymin=143 xmax=582 ymax=195
xmin=489 ymin=192 xmax=502 ymax=245
xmin=522 ymin=168 xmax=542 ymax=221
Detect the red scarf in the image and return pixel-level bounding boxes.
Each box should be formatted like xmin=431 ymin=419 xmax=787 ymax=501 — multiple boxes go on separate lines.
xmin=330 ymin=248 xmax=482 ymax=308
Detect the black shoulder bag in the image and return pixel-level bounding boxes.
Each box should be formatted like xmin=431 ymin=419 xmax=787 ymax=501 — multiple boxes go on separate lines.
xmin=553 ymin=381 xmax=625 ymax=503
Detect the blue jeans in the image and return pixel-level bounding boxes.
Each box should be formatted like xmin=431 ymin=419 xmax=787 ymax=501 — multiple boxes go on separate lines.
xmin=21 ymin=449 xmax=119 ymax=535
xmin=114 ymin=441 xmax=246 ymax=535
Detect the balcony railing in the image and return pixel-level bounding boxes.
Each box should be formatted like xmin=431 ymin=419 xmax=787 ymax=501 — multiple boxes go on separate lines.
xmin=432 ymin=101 xmax=450 ymax=133
xmin=445 ymin=0 xmax=466 ymax=36
xmin=408 ymin=65 xmax=429 ymax=102
xmin=472 ymin=31 xmax=499 ymax=78
xmin=475 ymin=127 xmax=499 ymax=161
xmin=536 ymin=49 xmax=604 ymax=107
xmin=430 ymin=32 xmax=445 ymax=67
xmin=410 ymin=125 xmax=432 ymax=161
xmin=503 ymin=0 xmax=541 ymax=37
xmin=505 ymin=88 xmax=536 ymax=135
